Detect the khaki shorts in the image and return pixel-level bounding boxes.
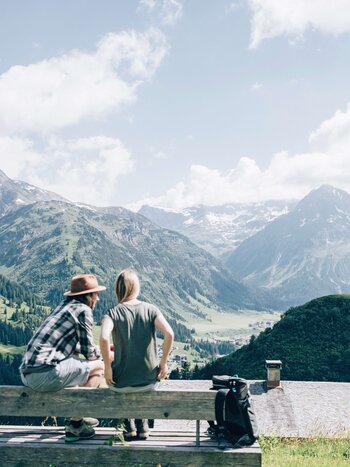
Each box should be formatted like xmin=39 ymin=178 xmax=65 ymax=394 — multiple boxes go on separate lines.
xmin=21 ymin=357 xmax=90 ymax=392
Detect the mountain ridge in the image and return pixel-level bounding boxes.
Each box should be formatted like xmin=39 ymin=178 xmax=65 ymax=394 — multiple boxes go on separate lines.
xmin=0 ymin=169 xmax=67 ymax=218
xmin=226 ymin=185 xmax=350 ymax=306
xmin=0 ymin=200 xmax=276 ymax=331
xmin=139 ymin=200 xmax=296 ymax=257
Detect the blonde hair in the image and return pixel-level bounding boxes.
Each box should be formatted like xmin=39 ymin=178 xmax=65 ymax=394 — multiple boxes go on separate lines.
xmin=115 ymin=269 xmax=140 ymax=303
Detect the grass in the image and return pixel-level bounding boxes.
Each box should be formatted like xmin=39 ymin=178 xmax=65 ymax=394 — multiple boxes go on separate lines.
xmin=181 ymin=307 xmax=281 ymax=338
xmin=260 ymin=435 xmax=350 ymax=466
xmin=0 ymin=343 xmax=25 ymax=355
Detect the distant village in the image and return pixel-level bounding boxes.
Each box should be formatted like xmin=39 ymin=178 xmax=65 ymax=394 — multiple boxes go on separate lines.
xmin=156 ymin=318 xmax=276 ymax=370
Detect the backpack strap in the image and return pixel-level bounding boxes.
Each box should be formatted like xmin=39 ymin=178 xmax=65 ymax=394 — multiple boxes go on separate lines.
xmin=215 ymin=389 xmax=232 ymax=450
xmin=215 ymin=389 xmax=229 ymax=430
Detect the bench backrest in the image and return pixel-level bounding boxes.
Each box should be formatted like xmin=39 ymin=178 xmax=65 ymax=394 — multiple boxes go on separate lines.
xmin=0 ymin=385 xmax=216 ymax=420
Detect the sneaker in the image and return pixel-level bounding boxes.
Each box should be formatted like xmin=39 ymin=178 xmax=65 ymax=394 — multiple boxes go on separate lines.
xmin=65 ymin=417 xmax=99 ymax=428
xmin=82 ymin=417 xmax=99 ymax=427
xmin=123 ymin=419 xmax=137 ymax=439
xmin=65 ymin=421 xmax=95 ymax=443
xmin=136 ymin=419 xmax=149 ymax=440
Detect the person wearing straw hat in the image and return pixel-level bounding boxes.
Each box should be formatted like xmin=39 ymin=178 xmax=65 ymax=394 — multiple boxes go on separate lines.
xmin=20 ymin=274 xmax=106 ymax=442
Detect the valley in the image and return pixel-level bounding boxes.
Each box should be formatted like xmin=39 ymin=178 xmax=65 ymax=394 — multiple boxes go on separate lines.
xmin=1 ymin=170 xmax=350 ymax=383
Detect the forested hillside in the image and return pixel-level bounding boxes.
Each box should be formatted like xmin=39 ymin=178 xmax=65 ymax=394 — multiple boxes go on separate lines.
xmin=197 ymin=295 xmax=350 ymax=382
xmin=0 ymin=274 xmax=49 ymax=384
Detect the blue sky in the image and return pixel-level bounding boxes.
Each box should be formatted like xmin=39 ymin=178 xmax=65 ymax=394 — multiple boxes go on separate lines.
xmin=1 ymin=0 xmax=350 ymax=208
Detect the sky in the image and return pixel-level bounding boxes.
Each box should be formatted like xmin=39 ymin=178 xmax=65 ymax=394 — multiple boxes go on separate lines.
xmin=1 ymin=0 xmax=350 ymax=210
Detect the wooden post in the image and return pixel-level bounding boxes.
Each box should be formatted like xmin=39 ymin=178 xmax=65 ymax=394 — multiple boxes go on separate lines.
xmin=196 ymin=420 xmax=200 ymax=447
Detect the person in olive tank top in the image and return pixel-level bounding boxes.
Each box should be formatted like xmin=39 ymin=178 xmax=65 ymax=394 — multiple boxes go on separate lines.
xmin=100 ymin=269 xmax=174 ymax=439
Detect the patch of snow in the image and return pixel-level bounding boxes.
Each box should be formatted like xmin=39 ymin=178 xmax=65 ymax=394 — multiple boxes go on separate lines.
xmin=152 ymin=205 xmax=189 ymax=215
xmin=184 ymin=218 xmax=194 ymax=225
xmin=75 ymin=203 xmax=97 ymax=211
xmin=23 ymin=185 xmax=37 ymax=192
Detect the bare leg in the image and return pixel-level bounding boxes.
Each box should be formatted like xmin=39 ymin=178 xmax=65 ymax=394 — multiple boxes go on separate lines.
xmin=83 ymin=360 xmax=104 ymax=388
xmin=70 ymin=360 xmax=104 ymax=421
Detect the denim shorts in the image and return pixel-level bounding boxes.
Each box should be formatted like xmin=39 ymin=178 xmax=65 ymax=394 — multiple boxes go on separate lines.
xmin=20 ymin=357 xmax=90 ymax=392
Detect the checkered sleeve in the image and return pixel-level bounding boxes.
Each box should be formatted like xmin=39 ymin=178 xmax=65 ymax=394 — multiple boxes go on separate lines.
xmin=76 ymin=307 xmax=101 ymax=360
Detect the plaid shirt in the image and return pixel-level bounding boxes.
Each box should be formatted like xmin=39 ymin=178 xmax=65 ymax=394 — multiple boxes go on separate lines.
xmin=20 ymin=298 xmax=101 ymax=372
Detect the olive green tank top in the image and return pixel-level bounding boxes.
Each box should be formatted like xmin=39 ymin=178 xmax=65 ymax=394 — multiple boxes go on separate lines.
xmin=106 ymin=302 xmax=160 ymax=388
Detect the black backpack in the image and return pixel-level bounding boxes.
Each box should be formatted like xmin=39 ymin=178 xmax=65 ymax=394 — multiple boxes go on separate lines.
xmin=207 ymin=375 xmax=259 ymax=450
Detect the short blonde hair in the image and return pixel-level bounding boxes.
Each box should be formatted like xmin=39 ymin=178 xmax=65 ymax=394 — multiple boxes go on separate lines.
xmin=115 ymin=269 xmax=140 ymax=303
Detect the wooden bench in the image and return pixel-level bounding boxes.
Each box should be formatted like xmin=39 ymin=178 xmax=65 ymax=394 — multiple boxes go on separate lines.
xmin=0 ymin=381 xmax=261 ymax=466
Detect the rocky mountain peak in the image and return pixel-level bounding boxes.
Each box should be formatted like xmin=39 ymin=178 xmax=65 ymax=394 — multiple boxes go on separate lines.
xmin=293 ymin=184 xmax=350 ymax=222
xmin=0 ymin=169 xmax=68 ymax=218
xmin=0 ymin=169 xmax=11 ymax=183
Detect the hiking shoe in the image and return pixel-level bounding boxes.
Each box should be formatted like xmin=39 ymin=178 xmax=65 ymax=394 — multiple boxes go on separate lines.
xmin=65 ymin=421 xmax=95 ymax=443
xmin=123 ymin=419 xmax=137 ymax=439
xmin=82 ymin=417 xmax=99 ymax=427
xmin=65 ymin=417 xmax=99 ymax=427
xmin=136 ymin=419 xmax=150 ymax=440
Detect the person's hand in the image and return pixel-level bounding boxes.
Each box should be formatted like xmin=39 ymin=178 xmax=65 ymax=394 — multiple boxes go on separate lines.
xmin=157 ymin=361 xmax=168 ymax=380
xmin=104 ymin=365 xmax=115 ymax=386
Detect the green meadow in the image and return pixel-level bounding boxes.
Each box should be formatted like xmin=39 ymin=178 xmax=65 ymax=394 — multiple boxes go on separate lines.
xmin=260 ymin=436 xmax=350 ymax=467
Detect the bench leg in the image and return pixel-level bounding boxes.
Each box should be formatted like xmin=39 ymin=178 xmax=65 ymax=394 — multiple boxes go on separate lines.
xmin=196 ymin=420 xmax=200 ymax=447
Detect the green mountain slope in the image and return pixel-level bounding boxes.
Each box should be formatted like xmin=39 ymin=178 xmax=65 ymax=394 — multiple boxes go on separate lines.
xmin=0 ymin=274 xmax=50 ymax=384
xmin=198 ymin=295 xmax=350 ymax=382
xmin=0 ymin=273 xmax=48 ymax=345
xmin=0 ymin=201 xmax=273 ymax=328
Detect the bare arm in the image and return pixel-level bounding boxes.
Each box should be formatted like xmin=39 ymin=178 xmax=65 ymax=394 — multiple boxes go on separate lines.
xmin=155 ymin=313 xmax=174 ymax=380
xmin=100 ymin=316 xmax=115 ymax=385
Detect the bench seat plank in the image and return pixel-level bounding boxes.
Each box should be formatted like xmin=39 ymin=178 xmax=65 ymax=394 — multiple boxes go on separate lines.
xmin=0 ymin=426 xmax=261 ymax=466
xmin=0 ymin=386 xmax=216 ymax=420
xmin=0 ymin=383 xmax=261 ymax=466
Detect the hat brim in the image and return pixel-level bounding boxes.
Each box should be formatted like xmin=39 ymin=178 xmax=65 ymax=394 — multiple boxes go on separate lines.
xmin=64 ymin=285 xmax=106 ymax=297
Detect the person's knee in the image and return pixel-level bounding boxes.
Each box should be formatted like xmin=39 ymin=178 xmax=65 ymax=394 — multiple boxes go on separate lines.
xmin=88 ymin=360 xmax=104 ymax=377
xmin=88 ymin=359 xmax=104 ymax=371
xmin=91 ymin=368 xmax=104 ymax=378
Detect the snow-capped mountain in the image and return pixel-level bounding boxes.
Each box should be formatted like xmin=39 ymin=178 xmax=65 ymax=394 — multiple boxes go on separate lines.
xmin=139 ymin=201 xmax=296 ymax=257
xmin=226 ymin=185 xmax=350 ymax=306
xmin=0 ymin=169 xmax=67 ymax=217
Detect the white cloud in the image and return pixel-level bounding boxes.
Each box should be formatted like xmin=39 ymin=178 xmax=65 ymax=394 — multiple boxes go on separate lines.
xmin=227 ymin=1 xmax=245 ymax=14
xmin=138 ymin=0 xmax=183 ymax=26
xmin=153 ymin=150 xmax=167 ymax=160
xmin=247 ymin=0 xmax=350 ymax=48
xmin=0 ymin=28 xmax=167 ymax=134
xmin=309 ymin=103 xmax=350 ymax=154
xmin=0 ymin=135 xmax=134 ymax=205
xmin=139 ymin=0 xmax=157 ymax=9
xmin=251 ymin=82 xmax=262 ymax=91
xmin=133 ymin=101 xmax=350 ymax=209
xmin=148 ymin=144 xmax=168 ymax=160
xmin=0 ymin=136 xmax=42 ymax=178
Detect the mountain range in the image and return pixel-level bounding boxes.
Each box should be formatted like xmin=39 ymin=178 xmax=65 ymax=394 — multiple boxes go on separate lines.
xmin=3 ymin=167 xmax=350 ymax=313
xmin=226 ymin=185 xmax=350 ymax=306
xmin=139 ymin=201 xmax=295 ymax=257
xmin=0 ymin=170 xmax=273 ymax=335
